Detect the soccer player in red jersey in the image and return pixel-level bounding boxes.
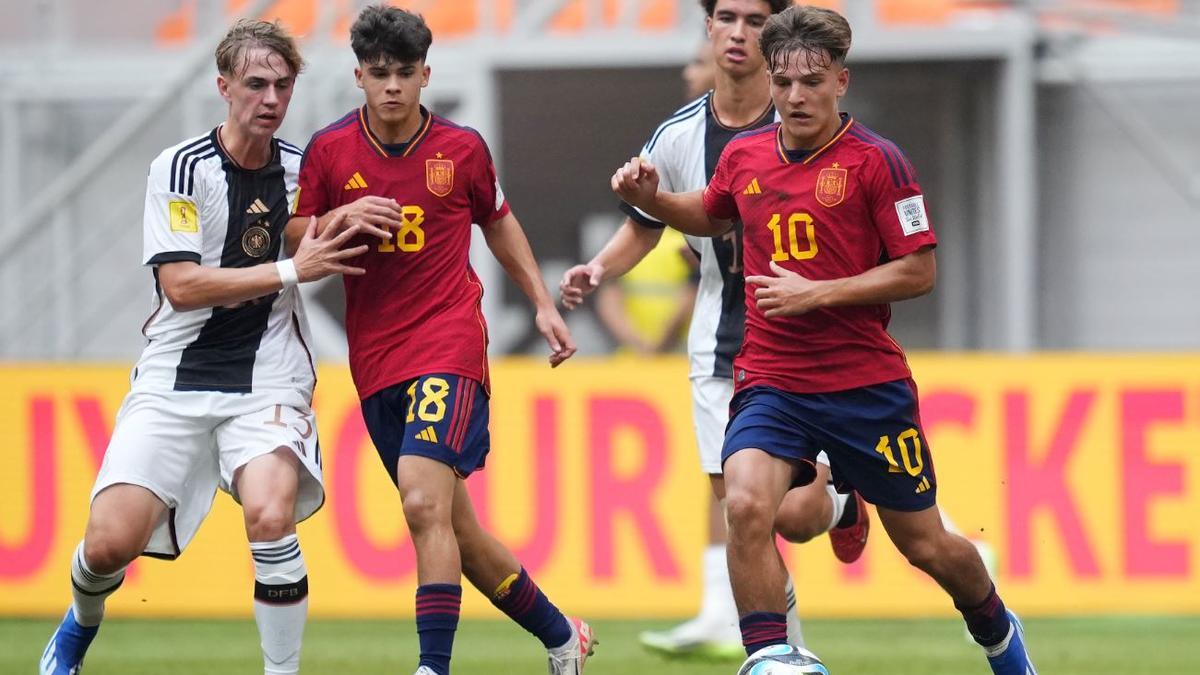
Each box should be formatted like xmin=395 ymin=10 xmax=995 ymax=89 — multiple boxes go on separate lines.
xmin=612 ymin=6 xmax=1037 ymax=674
xmin=288 ymin=6 xmax=593 ymax=675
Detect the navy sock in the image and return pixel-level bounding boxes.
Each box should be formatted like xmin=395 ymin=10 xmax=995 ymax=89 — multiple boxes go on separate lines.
xmin=416 ymin=584 xmax=461 ymax=674
xmin=956 ymin=584 xmax=1012 ymax=648
xmin=739 ymin=611 xmax=789 ymax=656
xmin=490 ymin=568 xmax=572 ymax=649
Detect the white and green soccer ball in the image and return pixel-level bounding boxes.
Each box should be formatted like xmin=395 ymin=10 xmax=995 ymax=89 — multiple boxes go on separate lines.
xmin=736 ymin=644 xmax=830 ymax=675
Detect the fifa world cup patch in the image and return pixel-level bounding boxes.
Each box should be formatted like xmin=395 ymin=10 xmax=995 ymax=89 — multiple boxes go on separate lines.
xmin=169 ymin=200 xmax=198 ymax=233
xmin=426 ymin=157 xmax=454 ymax=197
xmin=894 ymin=195 xmax=930 ymax=236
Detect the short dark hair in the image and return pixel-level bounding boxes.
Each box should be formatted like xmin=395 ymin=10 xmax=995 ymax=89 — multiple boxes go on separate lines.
xmin=760 ymin=5 xmax=852 ymax=72
xmin=350 ymin=4 xmax=432 ymax=65
xmin=215 ymin=18 xmax=304 ymax=78
xmin=699 ymin=0 xmax=791 ymax=17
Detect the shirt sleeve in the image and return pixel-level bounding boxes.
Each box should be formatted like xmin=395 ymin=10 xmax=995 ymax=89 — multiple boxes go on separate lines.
xmin=701 ymin=145 xmax=738 ymax=222
xmin=470 ymin=133 xmax=511 ymax=227
xmin=863 ymin=145 xmax=937 ymax=260
xmin=618 ymin=135 xmax=675 ymax=230
xmin=142 ymin=150 xmax=203 ymax=266
xmin=294 ymin=136 xmax=329 ymax=219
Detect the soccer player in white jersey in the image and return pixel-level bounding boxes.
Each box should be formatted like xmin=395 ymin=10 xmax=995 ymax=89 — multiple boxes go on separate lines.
xmin=560 ymin=0 xmax=871 ymax=659
xmin=40 ymin=20 xmax=378 ymax=675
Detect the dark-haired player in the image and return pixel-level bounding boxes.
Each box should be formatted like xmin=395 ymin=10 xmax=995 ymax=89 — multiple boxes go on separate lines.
xmin=289 ymin=6 xmax=592 ymax=675
xmin=612 ymin=5 xmax=1036 ymax=674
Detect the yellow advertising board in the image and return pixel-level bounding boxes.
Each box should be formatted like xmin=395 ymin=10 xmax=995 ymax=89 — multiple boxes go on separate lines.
xmin=2 ymin=356 xmax=1199 ymax=618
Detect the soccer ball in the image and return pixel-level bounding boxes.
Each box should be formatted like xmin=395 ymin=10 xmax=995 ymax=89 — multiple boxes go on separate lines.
xmin=736 ymin=644 xmax=830 ymax=675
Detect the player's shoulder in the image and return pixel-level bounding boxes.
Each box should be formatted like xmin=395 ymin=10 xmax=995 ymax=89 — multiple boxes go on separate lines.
xmin=842 ymin=118 xmax=917 ymax=185
xmin=429 ymin=114 xmax=486 ymax=146
xmin=149 ymin=130 xmax=219 ymax=195
xmin=277 ymin=137 xmax=303 ymax=175
xmin=305 ymin=108 xmax=361 ymax=152
xmin=727 ymin=122 xmax=779 ymax=154
xmin=644 ymin=92 xmax=710 ymax=153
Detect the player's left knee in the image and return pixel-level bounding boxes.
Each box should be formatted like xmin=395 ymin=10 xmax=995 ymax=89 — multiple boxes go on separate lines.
xmin=243 ymin=501 xmax=296 ymax=541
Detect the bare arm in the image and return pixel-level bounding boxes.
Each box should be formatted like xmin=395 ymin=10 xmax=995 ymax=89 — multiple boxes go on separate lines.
xmin=483 ymin=212 xmax=577 ymax=366
xmin=284 ymin=196 xmax=399 ymax=255
xmin=559 ymin=217 xmax=664 ymax=310
xmin=747 ymin=247 xmax=936 ymax=318
xmin=161 ymin=215 xmax=368 ymax=312
xmin=611 ymin=157 xmax=730 ymax=237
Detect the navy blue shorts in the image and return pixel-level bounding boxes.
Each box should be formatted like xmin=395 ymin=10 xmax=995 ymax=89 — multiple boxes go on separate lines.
xmin=722 ymin=380 xmax=937 ymax=512
xmin=361 ymin=373 xmax=490 ymax=482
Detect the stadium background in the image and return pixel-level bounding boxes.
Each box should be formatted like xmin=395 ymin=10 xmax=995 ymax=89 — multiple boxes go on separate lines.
xmin=2 ymin=0 xmax=1200 ymax=672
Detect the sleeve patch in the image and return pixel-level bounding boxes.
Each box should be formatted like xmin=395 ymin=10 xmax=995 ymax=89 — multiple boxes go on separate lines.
xmin=894 ymin=195 xmax=929 ymax=236
xmin=169 ymin=200 xmax=199 ymax=233
xmin=494 ymin=178 xmax=505 ymax=212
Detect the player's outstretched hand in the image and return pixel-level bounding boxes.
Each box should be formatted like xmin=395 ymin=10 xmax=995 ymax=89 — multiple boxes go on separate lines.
xmin=611 ymin=156 xmax=660 ymax=210
xmin=535 ymin=305 xmax=577 ymax=367
xmin=292 ymin=214 xmax=370 ymax=282
xmin=330 ymin=195 xmax=402 ymax=242
xmin=558 ymin=262 xmax=605 ymax=310
xmin=747 ymin=261 xmax=827 ymax=318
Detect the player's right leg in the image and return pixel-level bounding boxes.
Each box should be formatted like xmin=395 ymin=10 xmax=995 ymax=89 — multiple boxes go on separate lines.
xmin=41 ymin=485 xmax=165 ymax=674
xmin=43 ymin=392 xmax=218 ymax=675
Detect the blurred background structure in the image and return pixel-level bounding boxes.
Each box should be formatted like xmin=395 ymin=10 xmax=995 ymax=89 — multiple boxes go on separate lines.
xmin=2 ymin=0 xmax=1200 ymax=361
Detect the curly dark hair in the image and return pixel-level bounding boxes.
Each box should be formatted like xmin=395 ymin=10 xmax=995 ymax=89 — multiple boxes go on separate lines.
xmin=350 ymin=4 xmax=432 ymax=65
xmin=698 ymin=0 xmax=791 ymax=17
xmin=760 ymin=5 xmax=852 ymax=72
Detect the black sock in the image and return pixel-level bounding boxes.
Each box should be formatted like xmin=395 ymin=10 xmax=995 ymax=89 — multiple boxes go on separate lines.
xmin=835 ymin=493 xmax=859 ymax=529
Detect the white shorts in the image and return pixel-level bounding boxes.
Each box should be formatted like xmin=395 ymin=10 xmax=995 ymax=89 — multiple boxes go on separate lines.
xmin=690 ymin=375 xmax=828 ymax=475
xmin=91 ymin=391 xmax=324 ymax=559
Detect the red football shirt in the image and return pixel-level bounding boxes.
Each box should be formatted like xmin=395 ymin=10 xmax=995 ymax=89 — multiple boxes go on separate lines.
xmin=702 ymin=115 xmax=937 ymax=394
xmin=296 ymin=106 xmax=510 ymax=399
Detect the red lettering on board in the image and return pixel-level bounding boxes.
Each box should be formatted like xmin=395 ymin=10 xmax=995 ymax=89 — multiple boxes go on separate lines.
xmin=1005 ymin=390 xmax=1100 ymax=578
xmin=588 ymin=396 xmax=680 ymax=580
xmin=1121 ymin=390 xmax=1188 ymax=577
xmin=0 ymin=397 xmax=56 ymax=578
xmin=330 ymin=404 xmax=415 ymax=581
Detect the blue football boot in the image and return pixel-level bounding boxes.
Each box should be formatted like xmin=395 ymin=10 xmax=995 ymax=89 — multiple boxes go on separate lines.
xmin=986 ymin=610 xmax=1037 ymax=675
xmin=40 ymin=608 xmax=99 ymax=674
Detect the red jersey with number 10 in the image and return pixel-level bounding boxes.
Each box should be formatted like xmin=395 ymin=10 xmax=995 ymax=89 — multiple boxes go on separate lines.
xmin=702 ymin=115 xmax=937 ymax=395
xmin=295 ymin=107 xmax=510 ymax=399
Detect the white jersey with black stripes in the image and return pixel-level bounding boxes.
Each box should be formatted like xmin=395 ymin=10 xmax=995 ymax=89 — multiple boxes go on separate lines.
xmin=133 ymin=128 xmax=314 ymax=411
xmin=623 ymin=92 xmax=778 ymax=380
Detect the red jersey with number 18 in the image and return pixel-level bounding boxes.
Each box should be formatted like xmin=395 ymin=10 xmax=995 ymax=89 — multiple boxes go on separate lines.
xmin=702 ymin=114 xmax=937 ymax=395
xmin=295 ymin=106 xmax=510 ymax=399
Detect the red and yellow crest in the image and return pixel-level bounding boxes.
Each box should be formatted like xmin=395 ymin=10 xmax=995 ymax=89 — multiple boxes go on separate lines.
xmin=426 ymin=158 xmax=454 ymax=197
xmin=815 ymin=165 xmax=847 ymax=208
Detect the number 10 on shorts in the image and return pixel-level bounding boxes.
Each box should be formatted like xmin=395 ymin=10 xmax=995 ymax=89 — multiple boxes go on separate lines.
xmin=875 ymin=428 xmax=925 ymax=477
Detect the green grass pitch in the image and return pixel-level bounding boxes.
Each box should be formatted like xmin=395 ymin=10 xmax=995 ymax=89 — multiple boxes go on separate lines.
xmin=11 ymin=616 xmax=1199 ymax=674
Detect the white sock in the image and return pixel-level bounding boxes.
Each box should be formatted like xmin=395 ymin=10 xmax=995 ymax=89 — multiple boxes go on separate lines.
xmin=825 ymin=486 xmax=849 ymax=533
xmin=699 ymin=545 xmax=737 ymax=624
xmin=70 ymin=541 xmax=125 ymax=627
xmin=784 ymin=576 xmax=805 ymax=647
xmin=250 ymin=534 xmax=308 ymax=675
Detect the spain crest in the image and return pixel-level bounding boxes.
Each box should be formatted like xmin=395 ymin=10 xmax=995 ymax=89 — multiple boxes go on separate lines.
xmin=815 ymin=165 xmax=847 ymax=208
xmin=426 ymin=157 xmax=454 ymax=197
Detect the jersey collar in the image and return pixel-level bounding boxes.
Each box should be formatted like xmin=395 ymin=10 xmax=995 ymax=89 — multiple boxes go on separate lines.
xmin=359 ymin=105 xmax=433 ymax=158
xmin=776 ymin=112 xmax=853 ymax=165
xmin=211 ymin=125 xmax=280 ymax=171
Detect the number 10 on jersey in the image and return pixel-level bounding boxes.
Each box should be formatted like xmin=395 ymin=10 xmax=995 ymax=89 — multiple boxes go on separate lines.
xmin=378 ymin=205 xmax=426 ymax=253
xmin=766 ymin=212 xmax=817 ymax=262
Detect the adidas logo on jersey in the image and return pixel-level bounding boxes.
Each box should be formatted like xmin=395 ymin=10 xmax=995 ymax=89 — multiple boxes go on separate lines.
xmin=415 ymin=426 xmax=439 ymax=443
xmin=344 ymin=172 xmax=368 ymax=190
xmin=246 ymin=198 xmax=270 ymax=215
xmin=742 ymin=178 xmax=762 ymax=195
xmin=915 ymin=476 xmax=932 ymax=494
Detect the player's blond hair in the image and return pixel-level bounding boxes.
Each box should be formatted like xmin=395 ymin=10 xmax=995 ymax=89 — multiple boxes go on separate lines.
xmin=215 ymin=18 xmax=305 ymax=78
xmin=760 ymin=5 xmax=852 ymax=72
